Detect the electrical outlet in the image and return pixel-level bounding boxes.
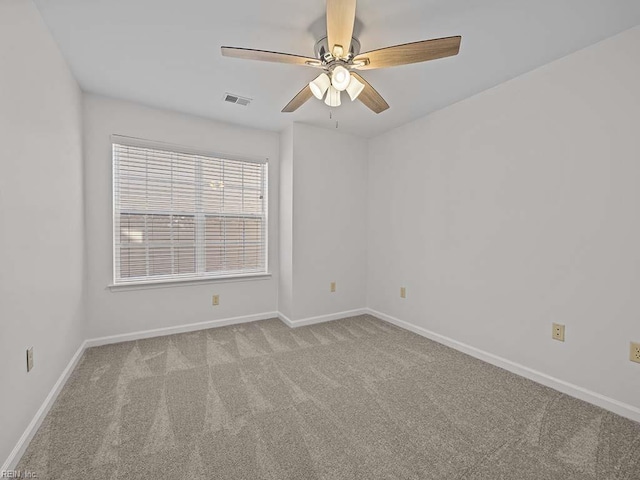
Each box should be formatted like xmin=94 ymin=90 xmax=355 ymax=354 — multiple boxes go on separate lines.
xmin=212 ymin=295 xmax=219 ymax=306
xmin=26 ymin=347 xmax=34 ymax=372
xmin=330 ymin=282 xmax=336 ymax=293
xmin=630 ymin=342 xmax=640 ymax=364
xmin=552 ymin=323 xmax=565 ymax=342
xmin=400 ymin=287 xmax=406 ymax=299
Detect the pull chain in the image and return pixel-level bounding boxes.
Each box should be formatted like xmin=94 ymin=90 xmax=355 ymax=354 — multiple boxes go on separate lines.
xmin=329 ymin=110 xmax=338 ymax=129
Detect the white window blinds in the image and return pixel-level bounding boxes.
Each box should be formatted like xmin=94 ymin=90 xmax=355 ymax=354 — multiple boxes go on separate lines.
xmin=112 ymin=141 xmax=268 ymax=284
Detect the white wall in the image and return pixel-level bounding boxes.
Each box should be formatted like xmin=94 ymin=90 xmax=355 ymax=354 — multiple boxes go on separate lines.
xmin=283 ymin=123 xmax=367 ymax=321
xmin=83 ymin=94 xmax=279 ymax=338
xmin=0 ymin=0 xmax=85 ymax=464
xmin=368 ymin=26 xmax=640 ymax=410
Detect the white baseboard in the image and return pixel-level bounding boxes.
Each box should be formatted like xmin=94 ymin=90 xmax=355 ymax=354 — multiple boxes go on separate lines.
xmin=2 ymin=340 xmax=87 ymax=472
xmin=278 ymin=308 xmax=368 ymax=328
xmin=84 ymin=311 xmax=279 ymax=348
xmin=367 ymin=308 xmax=640 ymax=424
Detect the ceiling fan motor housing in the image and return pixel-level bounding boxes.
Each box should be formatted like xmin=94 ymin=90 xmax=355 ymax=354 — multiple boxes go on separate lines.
xmin=314 ymin=36 xmax=361 ymax=62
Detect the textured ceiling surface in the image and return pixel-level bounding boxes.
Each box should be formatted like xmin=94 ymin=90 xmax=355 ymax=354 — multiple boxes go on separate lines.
xmin=34 ymin=0 xmax=640 ymax=137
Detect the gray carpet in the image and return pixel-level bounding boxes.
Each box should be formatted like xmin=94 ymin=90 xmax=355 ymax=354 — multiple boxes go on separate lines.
xmin=17 ymin=315 xmax=640 ymax=479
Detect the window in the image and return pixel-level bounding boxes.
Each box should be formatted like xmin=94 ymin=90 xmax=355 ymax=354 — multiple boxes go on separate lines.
xmin=112 ymin=138 xmax=268 ymax=285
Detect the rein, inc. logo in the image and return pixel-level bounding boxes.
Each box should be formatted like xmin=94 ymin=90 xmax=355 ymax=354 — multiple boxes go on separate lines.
xmin=1 ymin=471 xmax=37 ymax=478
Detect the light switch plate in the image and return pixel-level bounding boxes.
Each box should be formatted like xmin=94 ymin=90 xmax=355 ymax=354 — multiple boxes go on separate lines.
xmin=400 ymin=287 xmax=406 ymax=299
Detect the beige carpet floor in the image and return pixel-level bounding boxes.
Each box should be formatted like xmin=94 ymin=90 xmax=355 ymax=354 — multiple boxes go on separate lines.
xmin=17 ymin=315 xmax=640 ymax=479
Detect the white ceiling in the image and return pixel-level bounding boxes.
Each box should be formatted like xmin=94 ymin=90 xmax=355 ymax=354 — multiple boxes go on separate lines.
xmin=34 ymin=0 xmax=640 ymax=138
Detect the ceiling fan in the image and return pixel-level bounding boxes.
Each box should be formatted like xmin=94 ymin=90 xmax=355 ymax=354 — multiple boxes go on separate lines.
xmin=221 ymin=0 xmax=461 ymax=114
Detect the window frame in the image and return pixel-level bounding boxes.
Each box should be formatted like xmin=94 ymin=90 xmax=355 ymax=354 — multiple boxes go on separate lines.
xmin=111 ymin=135 xmax=269 ymax=287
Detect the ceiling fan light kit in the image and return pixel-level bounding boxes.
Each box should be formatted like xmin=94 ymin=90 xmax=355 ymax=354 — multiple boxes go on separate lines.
xmin=325 ymin=86 xmax=341 ymax=107
xmin=346 ymin=74 xmax=365 ymax=101
xmin=221 ymin=0 xmax=461 ymax=114
xmin=310 ymin=73 xmax=331 ymax=100
xmin=331 ymin=65 xmax=351 ymax=91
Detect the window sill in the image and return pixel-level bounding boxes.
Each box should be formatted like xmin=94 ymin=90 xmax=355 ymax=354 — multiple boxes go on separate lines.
xmin=108 ymin=273 xmax=272 ymax=292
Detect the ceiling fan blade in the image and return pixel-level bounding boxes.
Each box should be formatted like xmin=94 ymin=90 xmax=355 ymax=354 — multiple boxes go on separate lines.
xmin=221 ymin=47 xmax=321 ymax=66
xmin=351 ymin=73 xmax=389 ymax=114
xmin=353 ymin=36 xmax=461 ymax=70
xmin=326 ymin=0 xmax=357 ymax=58
xmin=282 ymin=85 xmax=314 ymax=113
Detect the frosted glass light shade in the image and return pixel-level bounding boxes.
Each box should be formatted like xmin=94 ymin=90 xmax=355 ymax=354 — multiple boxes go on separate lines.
xmin=309 ymin=73 xmax=331 ymax=100
xmin=346 ymin=74 xmax=365 ymax=101
xmin=324 ymin=85 xmax=341 ymax=107
xmin=331 ymin=65 xmax=350 ymax=91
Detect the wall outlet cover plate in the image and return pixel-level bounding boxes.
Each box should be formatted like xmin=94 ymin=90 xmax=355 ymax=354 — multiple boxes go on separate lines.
xmin=630 ymin=342 xmax=640 ymax=364
xmin=552 ymin=323 xmax=565 ymax=342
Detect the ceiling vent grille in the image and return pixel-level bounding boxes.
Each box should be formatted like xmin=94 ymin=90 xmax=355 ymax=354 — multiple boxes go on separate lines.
xmin=223 ymin=93 xmax=252 ymax=106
